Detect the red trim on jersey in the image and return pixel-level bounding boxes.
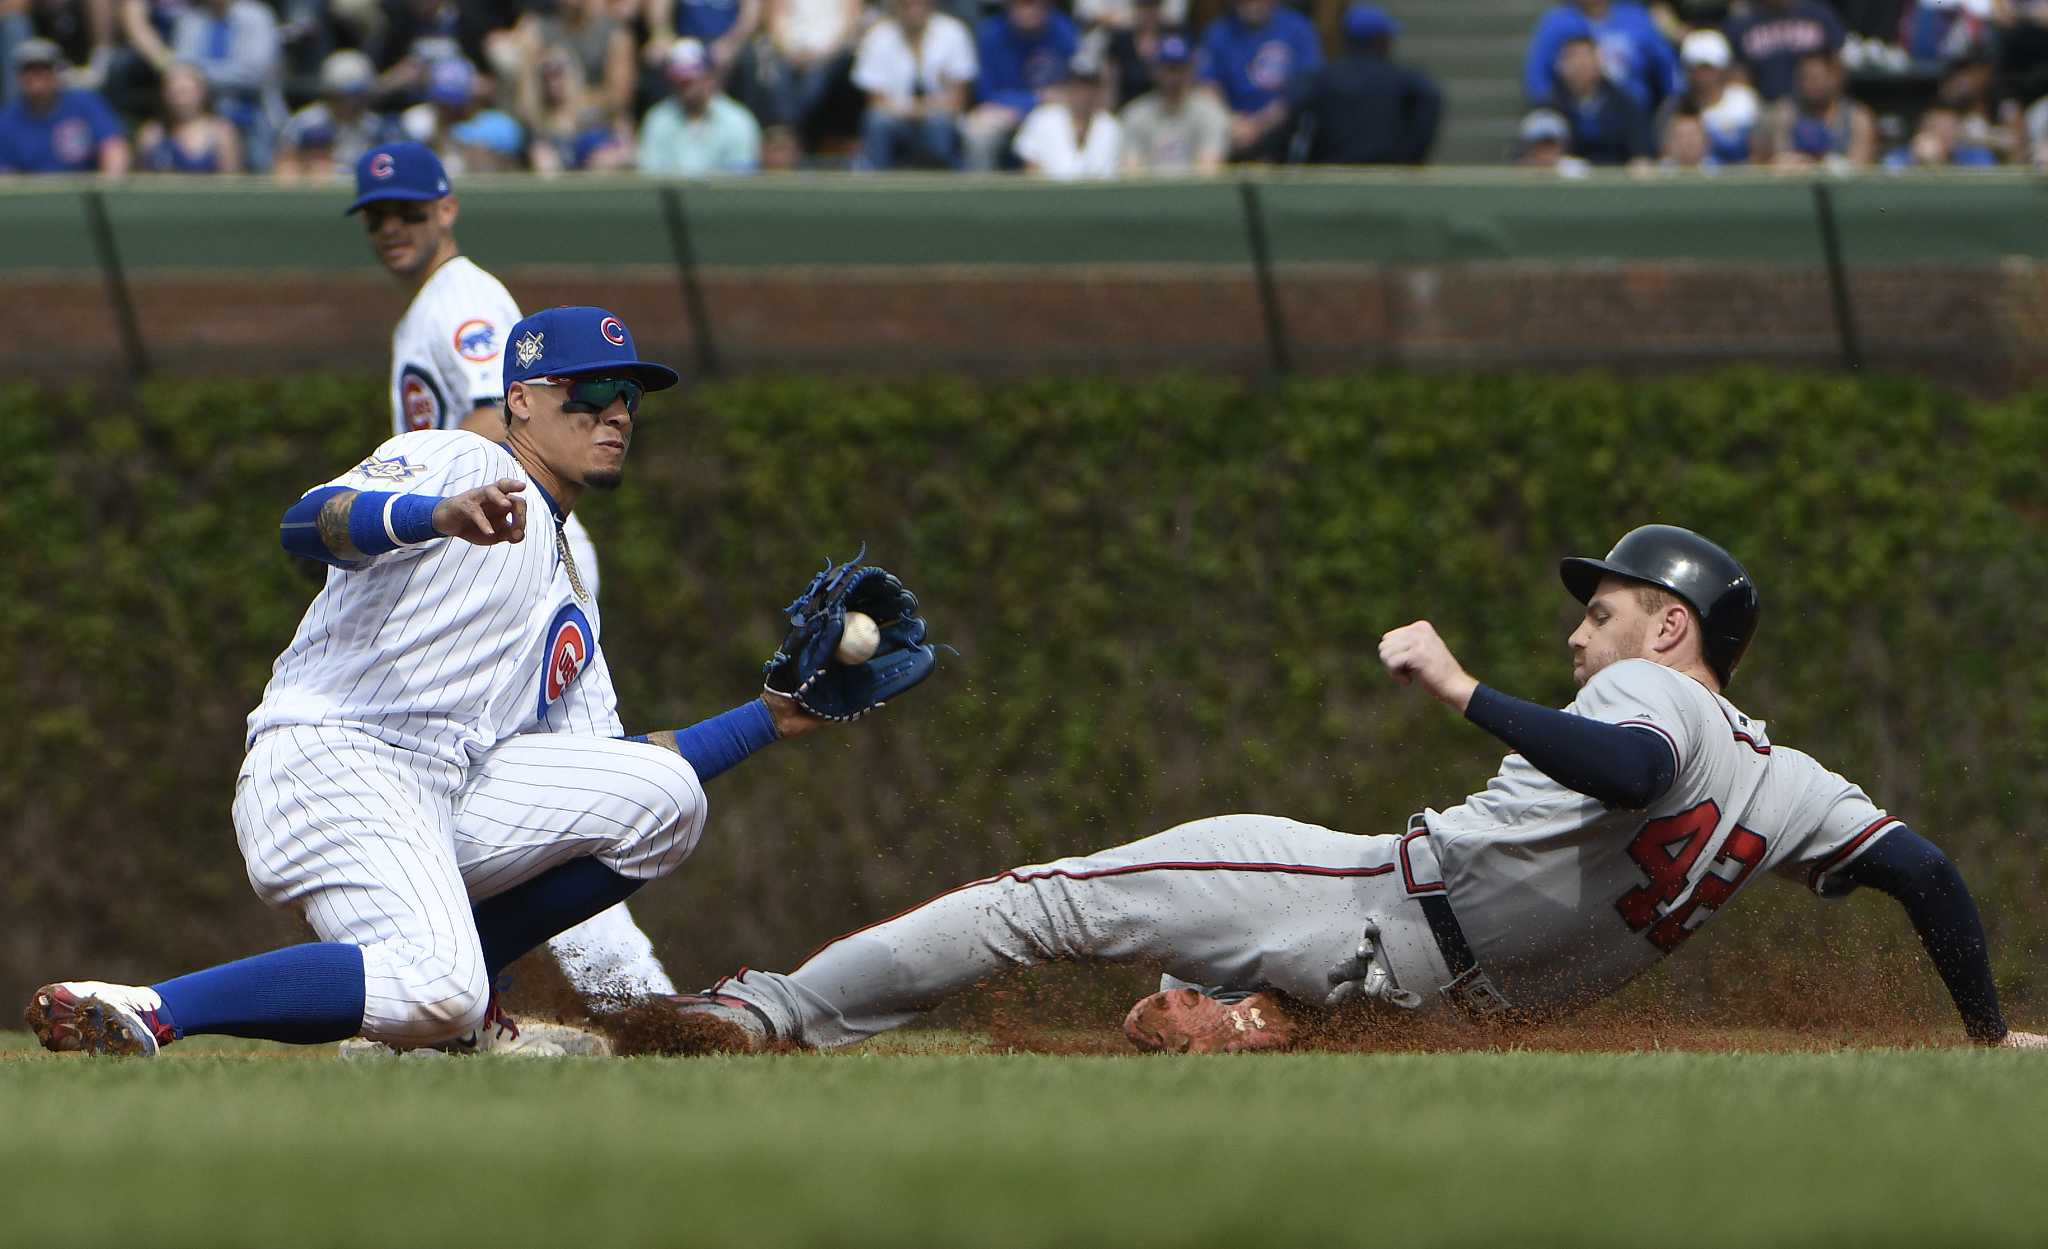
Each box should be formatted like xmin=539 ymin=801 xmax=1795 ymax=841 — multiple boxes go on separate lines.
xmin=1398 ymin=829 xmax=1445 ymax=894
xmin=1805 ymin=815 xmax=1901 ymax=891
xmin=1712 ymin=701 xmax=1771 ymax=755
xmin=789 ymin=858 xmax=1398 ymax=973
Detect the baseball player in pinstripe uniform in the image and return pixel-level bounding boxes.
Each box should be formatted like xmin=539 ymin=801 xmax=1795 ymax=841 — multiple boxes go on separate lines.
xmin=25 ymin=306 xmax=870 ymax=1057
xmin=663 ymin=526 xmax=2046 ymax=1054
xmin=347 ymin=141 xmax=678 ymax=1008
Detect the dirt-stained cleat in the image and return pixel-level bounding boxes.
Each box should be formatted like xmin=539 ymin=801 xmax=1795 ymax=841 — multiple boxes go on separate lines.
xmin=596 ymin=992 xmax=774 ymax=1056
xmin=26 ymin=982 xmax=177 ymax=1057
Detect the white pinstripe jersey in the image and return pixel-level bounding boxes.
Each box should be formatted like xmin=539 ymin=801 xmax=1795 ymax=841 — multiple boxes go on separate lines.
xmin=1419 ymin=660 xmax=1896 ymax=1014
xmin=247 ymin=430 xmax=624 ymax=768
xmin=389 ymin=256 xmax=521 ymax=435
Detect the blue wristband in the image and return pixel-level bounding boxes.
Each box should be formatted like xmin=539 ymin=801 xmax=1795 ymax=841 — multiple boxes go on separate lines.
xmin=390 ymin=494 xmax=441 ymax=544
xmin=346 ymin=491 xmax=447 ymax=557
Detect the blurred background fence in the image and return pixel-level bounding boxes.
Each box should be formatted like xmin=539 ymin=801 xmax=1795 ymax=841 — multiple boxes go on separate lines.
xmin=7 ymin=171 xmax=2048 ymax=389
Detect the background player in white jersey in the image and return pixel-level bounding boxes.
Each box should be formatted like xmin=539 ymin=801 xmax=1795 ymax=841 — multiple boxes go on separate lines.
xmin=655 ymin=525 xmax=2045 ymax=1054
xmin=346 ymin=141 xmax=670 ymax=1005
xmin=25 ymin=307 xmax=935 ymax=1058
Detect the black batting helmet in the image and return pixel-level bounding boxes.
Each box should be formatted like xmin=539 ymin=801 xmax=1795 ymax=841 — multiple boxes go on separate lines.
xmin=1560 ymin=524 xmax=1760 ymax=688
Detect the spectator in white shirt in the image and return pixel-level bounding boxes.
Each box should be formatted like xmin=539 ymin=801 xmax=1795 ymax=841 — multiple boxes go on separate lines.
xmin=1013 ymin=51 xmax=1120 ymax=178
xmin=1118 ymin=31 xmax=1226 ymax=173
xmin=756 ymin=0 xmax=863 ymax=157
xmin=852 ymin=0 xmax=977 ymax=170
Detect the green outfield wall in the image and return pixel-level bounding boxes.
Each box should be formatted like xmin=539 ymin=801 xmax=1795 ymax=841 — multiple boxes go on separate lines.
xmin=6 ymin=369 xmax=2045 ymax=1032
xmin=5 ymin=173 xmax=2048 ymax=386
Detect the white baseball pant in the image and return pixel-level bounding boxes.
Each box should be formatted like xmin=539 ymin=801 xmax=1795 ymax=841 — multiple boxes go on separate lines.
xmin=233 ymin=725 xmax=706 ymax=1043
xmin=715 ymin=814 xmax=1457 ymax=1048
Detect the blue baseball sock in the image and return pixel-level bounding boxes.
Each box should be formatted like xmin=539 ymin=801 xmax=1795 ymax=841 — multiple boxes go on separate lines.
xmin=474 ymin=857 xmax=643 ymax=982
xmin=151 ymin=943 xmax=367 ymax=1044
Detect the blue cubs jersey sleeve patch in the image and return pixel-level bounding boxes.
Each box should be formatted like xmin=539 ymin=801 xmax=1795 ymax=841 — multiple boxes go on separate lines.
xmin=538 ymin=602 xmax=597 ymax=718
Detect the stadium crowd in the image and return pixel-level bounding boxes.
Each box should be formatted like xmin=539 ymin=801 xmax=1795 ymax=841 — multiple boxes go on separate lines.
xmin=0 ymin=0 xmax=2039 ymax=175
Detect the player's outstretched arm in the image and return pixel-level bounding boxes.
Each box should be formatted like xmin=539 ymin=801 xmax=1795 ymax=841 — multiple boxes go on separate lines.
xmin=1378 ymin=620 xmax=1676 ymax=809
xmin=624 ymin=696 xmax=825 ymax=785
xmin=280 ymin=480 xmax=527 ymax=568
xmin=1829 ymin=826 xmax=2037 ymax=1046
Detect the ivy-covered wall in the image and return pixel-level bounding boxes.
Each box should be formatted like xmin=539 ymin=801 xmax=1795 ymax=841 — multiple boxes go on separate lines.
xmin=6 ymin=370 xmax=2043 ymax=1027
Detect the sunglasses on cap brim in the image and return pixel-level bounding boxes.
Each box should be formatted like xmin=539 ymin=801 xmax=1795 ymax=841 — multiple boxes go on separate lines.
xmin=531 ymin=375 xmax=645 ymax=415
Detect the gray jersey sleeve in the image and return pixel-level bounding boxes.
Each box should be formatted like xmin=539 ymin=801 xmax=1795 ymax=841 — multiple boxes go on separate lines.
xmin=1563 ymin=660 xmax=1709 ymax=769
xmin=1765 ymin=749 xmax=1899 ymax=896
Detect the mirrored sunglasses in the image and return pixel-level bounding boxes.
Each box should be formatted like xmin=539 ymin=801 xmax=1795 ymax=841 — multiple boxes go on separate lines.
xmin=538 ymin=375 xmax=644 ymax=416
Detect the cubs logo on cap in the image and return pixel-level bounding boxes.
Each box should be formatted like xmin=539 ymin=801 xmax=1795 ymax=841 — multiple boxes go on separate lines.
xmin=502 ymin=306 xmax=681 ymax=394
xmin=346 ymin=141 xmax=452 ymax=215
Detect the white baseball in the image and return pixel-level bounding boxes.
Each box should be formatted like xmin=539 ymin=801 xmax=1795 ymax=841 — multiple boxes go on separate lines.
xmin=835 ymin=611 xmax=881 ymax=665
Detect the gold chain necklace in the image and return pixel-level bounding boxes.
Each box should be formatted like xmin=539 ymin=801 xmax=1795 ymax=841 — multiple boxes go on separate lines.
xmin=554 ymin=523 xmax=590 ymax=604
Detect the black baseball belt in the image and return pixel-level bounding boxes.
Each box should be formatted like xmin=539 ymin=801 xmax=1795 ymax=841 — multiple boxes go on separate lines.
xmin=1403 ymin=815 xmax=1512 ymax=1021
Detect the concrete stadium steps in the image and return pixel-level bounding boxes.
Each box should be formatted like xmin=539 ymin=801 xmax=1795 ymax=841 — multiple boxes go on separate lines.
xmin=1382 ymin=0 xmax=1550 ymax=165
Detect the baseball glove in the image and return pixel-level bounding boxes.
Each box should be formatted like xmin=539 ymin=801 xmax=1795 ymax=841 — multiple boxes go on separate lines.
xmin=1123 ymin=988 xmax=1300 ymax=1054
xmin=762 ymin=549 xmax=937 ymax=722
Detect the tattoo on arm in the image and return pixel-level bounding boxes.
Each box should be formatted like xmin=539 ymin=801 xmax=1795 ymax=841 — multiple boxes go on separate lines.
xmin=643 ymin=730 xmax=680 ymax=756
xmin=318 ymin=490 xmax=364 ymax=562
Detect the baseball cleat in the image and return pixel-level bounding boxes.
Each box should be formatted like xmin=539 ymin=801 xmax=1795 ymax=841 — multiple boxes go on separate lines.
xmin=595 ymin=992 xmax=773 ymax=1056
xmin=337 ymin=998 xmax=612 ymax=1059
xmin=26 ymin=981 xmax=176 ymax=1057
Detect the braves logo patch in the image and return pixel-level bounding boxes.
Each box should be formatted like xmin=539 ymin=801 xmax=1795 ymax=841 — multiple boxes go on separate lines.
xmin=454 ymin=319 xmax=500 ymax=363
xmin=599 ymin=316 xmax=627 ymax=347
xmin=537 ymin=602 xmax=596 ymax=718
xmin=369 ymin=151 xmax=396 ymax=179
xmin=398 ymin=363 xmax=445 ymax=432
xmin=514 ymin=330 xmax=545 ymax=369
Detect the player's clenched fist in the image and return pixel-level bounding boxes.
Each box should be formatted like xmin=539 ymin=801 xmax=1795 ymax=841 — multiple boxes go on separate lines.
xmin=434 ymin=479 xmax=528 ymax=546
xmin=1378 ymin=620 xmax=1480 ymax=712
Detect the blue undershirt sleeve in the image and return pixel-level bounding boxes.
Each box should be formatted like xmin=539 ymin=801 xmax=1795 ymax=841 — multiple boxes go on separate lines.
xmin=1464 ymin=683 xmax=1678 ymax=809
xmin=626 ymin=700 xmax=778 ymax=784
xmin=1834 ymin=826 xmax=2007 ymax=1043
xmin=280 ymin=486 xmax=354 ymax=567
xmin=280 ymin=488 xmax=445 ymax=568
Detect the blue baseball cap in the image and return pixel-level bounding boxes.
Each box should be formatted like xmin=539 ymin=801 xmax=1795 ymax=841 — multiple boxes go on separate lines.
xmin=1155 ymin=33 xmax=1193 ymax=65
xmin=503 ymin=306 xmax=681 ymax=393
xmin=1343 ymin=3 xmax=1397 ymax=41
xmin=345 ymin=141 xmax=450 ymax=214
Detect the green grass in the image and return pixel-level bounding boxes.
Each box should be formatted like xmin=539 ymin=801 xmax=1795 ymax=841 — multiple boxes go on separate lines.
xmin=5 ymin=1030 xmax=2044 ymax=1248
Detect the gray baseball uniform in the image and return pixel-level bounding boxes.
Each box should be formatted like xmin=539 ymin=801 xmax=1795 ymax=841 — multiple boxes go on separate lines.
xmin=712 ymin=660 xmax=1895 ymax=1046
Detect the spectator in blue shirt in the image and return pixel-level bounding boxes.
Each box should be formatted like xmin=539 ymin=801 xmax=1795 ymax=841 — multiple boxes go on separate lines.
xmin=170 ymin=0 xmax=283 ymax=171
xmin=648 ymin=0 xmax=763 ymax=84
xmin=1725 ymin=0 xmax=1844 ymax=103
xmin=962 ymin=0 xmax=1076 ymax=171
xmin=1523 ymin=0 xmax=1678 ymax=112
xmin=1200 ymin=0 xmax=1322 ymax=161
xmin=1545 ymin=32 xmax=1652 ymax=166
xmin=0 ymin=37 xmax=129 ymax=174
